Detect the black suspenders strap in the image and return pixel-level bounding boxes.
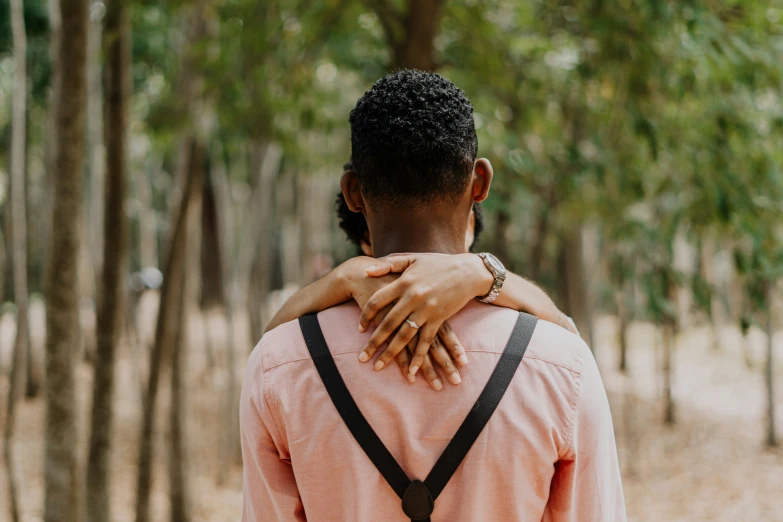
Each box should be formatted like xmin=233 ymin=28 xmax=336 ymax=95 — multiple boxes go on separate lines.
xmin=423 ymin=312 xmax=538 ymax=500
xmin=299 ymin=313 xmax=411 ymax=498
xmin=299 ymin=312 xmax=538 ymax=521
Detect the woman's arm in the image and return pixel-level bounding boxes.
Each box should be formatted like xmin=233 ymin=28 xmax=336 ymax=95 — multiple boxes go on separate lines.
xmin=263 ymin=256 xmax=462 ymax=390
xmin=493 ymin=272 xmax=578 ymax=334
xmin=264 ymin=257 xmax=373 ymax=333
xmin=356 ymin=253 xmax=578 ymax=376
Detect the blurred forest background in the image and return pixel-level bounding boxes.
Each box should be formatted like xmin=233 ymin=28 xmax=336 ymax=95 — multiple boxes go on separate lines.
xmin=0 ymin=0 xmax=782 ymax=521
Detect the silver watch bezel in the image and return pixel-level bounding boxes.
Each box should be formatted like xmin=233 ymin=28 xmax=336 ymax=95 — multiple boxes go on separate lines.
xmin=478 ymin=252 xmax=507 ymax=303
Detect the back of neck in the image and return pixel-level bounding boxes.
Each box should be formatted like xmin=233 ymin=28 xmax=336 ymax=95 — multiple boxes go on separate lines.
xmin=368 ymin=212 xmax=468 ymax=258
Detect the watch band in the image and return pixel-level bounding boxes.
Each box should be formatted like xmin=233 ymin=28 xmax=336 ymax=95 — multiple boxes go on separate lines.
xmin=477 ymin=253 xmax=506 ymax=304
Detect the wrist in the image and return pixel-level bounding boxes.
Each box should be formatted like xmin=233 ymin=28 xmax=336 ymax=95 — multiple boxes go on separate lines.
xmin=465 ymin=253 xmax=495 ymax=298
xmin=334 ymin=257 xmax=374 ymax=299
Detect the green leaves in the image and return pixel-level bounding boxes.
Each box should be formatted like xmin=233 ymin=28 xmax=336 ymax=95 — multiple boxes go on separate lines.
xmin=111 ymin=0 xmax=783 ymax=325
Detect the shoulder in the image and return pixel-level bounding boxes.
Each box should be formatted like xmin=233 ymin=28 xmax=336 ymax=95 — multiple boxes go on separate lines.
xmin=448 ymin=304 xmax=590 ymax=376
xmin=251 ymin=302 xmax=363 ymax=372
xmin=252 ymin=317 xmax=309 ymax=373
xmin=523 ymin=318 xmax=591 ymax=376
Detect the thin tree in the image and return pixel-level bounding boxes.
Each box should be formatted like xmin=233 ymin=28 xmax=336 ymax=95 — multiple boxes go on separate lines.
xmin=764 ymin=282 xmax=777 ymax=447
xmin=4 ymin=0 xmax=29 ymax=519
xmin=662 ymin=274 xmax=678 ymax=425
xmin=210 ymin=142 xmax=242 ymax=482
xmin=0 ymin=228 xmax=6 ymax=308
xmin=616 ymin=284 xmax=630 ymax=372
xmin=242 ymin=142 xmax=282 ymax=343
xmin=87 ymin=0 xmax=106 ymax=284
xmin=85 ymin=0 xmax=130 ymax=520
xmin=44 ymin=0 xmax=89 ymax=520
xmin=134 ymin=142 xmax=201 ymax=522
xmin=170 ymin=140 xmax=204 ymax=522
xmin=366 ymin=0 xmax=446 ymax=71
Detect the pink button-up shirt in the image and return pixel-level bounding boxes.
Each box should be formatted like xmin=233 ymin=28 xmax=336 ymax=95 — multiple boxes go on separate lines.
xmin=240 ymin=302 xmax=626 ymax=521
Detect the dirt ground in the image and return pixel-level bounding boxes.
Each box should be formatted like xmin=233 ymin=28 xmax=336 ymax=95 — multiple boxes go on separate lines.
xmin=1 ymin=299 xmax=782 ymax=522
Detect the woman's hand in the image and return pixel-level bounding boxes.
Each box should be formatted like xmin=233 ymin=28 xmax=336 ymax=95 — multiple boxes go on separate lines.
xmin=335 ymin=257 xmax=464 ymax=389
xmin=357 ymin=253 xmax=492 ymax=377
xmin=355 ymin=253 xmax=581 ymax=377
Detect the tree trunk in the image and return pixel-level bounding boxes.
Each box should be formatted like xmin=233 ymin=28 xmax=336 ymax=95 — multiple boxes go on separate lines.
xmin=238 ymin=142 xmax=281 ymax=343
xmin=199 ymin=166 xmax=224 ymax=309
xmin=169 ymin=285 xmax=191 ymax=522
xmin=297 ymin=175 xmax=315 ymax=285
xmin=395 ymin=0 xmax=445 ymax=71
xmin=40 ymin=0 xmax=61 ymax=298
xmin=86 ymin=1 xmax=130 ymax=520
xmin=742 ymin=330 xmax=754 ymax=369
xmin=662 ymin=322 xmax=675 ymax=425
xmin=135 ymin=161 xmax=159 ymax=268
xmin=10 ymin=0 xmax=33 ymax=401
xmin=44 ymin=0 xmax=89 ymax=520
xmin=87 ymin=0 xmax=106 ymax=287
xmin=616 ymin=285 xmax=629 ymax=372
xmin=620 ymin=372 xmax=638 ymax=479
xmin=210 ymin=142 xmax=242 ymax=479
xmin=0 ymin=227 xmax=6 ymax=307
xmin=9 ymin=0 xmax=28 ymax=385
xmin=4 ymin=316 xmax=26 ymax=522
xmin=493 ymin=208 xmax=511 ymax=268
xmin=698 ymin=236 xmax=722 ymax=351
xmin=529 ymin=206 xmax=550 ymax=281
xmin=134 ymin=139 xmax=202 ymax=522
xmin=661 ymin=270 xmax=680 ymax=425
xmin=135 ymin=1 xmax=212 ymax=514
xmin=4 ymin=1 xmax=28 ymax=519
xmin=170 ymin=147 xmax=203 ymax=522
xmin=765 ymin=282 xmax=777 ymax=447
xmin=560 ymin=229 xmax=595 ymax=350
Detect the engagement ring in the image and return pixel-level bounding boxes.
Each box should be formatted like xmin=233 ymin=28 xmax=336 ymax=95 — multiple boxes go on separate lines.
xmin=406 ymin=319 xmax=420 ymax=329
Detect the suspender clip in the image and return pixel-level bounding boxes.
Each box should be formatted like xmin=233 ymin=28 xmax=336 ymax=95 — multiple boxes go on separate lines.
xmin=401 ymin=479 xmax=434 ymax=520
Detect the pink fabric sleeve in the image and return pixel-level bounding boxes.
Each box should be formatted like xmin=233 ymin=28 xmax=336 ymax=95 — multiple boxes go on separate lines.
xmin=543 ymin=348 xmax=626 ymax=522
xmin=240 ymin=343 xmax=306 ymax=522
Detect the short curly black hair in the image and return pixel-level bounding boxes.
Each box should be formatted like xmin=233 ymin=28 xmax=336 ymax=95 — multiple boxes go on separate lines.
xmin=349 ymin=70 xmax=478 ymax=207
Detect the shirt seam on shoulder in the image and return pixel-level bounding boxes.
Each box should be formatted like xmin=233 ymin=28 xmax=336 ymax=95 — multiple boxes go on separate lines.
xmin=523 ymin=355 xmax=582 ymax=375
xmin=558 ymin=348 xmax=586 ymax=459
xmin=264 ymin=356 xmax=313 ymax=371
xmin=463 ymin=350 xmax=582 ymax=375
xmin=264 ymin=350 xmax=368 ymax=370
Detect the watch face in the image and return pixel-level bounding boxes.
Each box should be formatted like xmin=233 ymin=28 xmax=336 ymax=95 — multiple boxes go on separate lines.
xmin=484 ymin=253 xmax=506 ymax=275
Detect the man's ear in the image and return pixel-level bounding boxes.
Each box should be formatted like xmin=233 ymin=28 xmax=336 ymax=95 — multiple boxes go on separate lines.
xmin=471 ymin=158 xmax=493 ymax=202
xmin=340 ymin=170 xmax=364 ymax=213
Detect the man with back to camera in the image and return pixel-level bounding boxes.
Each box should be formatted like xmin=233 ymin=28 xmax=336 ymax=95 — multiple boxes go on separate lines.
xmin=240 ymin=70 xmax=626 ymax=521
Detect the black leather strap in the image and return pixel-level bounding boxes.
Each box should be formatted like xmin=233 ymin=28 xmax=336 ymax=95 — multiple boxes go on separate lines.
xmin=423 ymin=312 xmax=537 ymax=500
xmin=299 ymin=313 xmax=411 ymax=498
xmin=299 ymin=312 xmax=538 ymax=521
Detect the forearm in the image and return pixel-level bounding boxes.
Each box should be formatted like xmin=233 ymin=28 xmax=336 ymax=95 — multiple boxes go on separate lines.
xmin=492 ymin=273 xmax=579 ymax=335
xmin=462 ymin=254 xmax=577 ymax=335
xmin=264 ymin=267 xmax=353 ymax=333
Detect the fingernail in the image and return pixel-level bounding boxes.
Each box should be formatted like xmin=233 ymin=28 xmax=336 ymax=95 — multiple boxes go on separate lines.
xmin=407 ymin=373 xmax=416 ymax=383
xmin=449 ymin=372 xmax=462 ymax=385
xmin=374 ymin=360 xmax=385 ymax=371
xmin=409 ymin=365 xmax=419 ymax=376
xmin=366 ymin=265 xmax=376 ymax=272
xmin=433 ymin=379 xmax=443 ymax=390
xmin=359 ymin=351 xmax=370 ymax=362
xmin=358 ymin=324 xmax=365 ymax=333
xmin=457 ymin=354 xmax=468 ymax=365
